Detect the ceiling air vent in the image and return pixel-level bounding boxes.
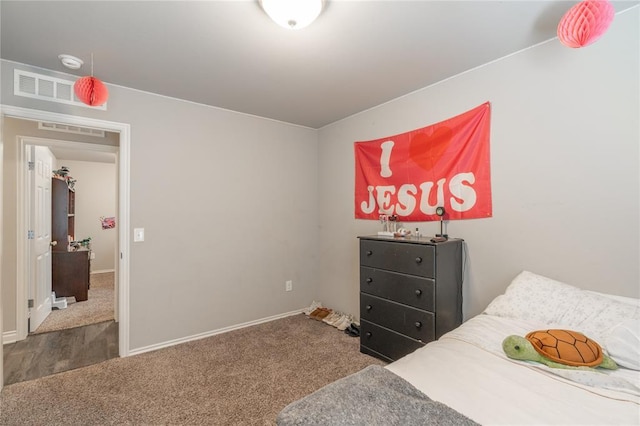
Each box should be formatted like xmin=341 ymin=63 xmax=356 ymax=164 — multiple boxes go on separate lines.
xmin=38 ymin=122 xmax=106 ymax=138
xmin=14 ymin=69 xmax=107 ymax=111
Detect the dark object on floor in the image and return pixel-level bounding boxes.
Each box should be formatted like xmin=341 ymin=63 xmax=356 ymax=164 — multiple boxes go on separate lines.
xmin=276 ymin=365 xmax=479 ymax=425
xmin=345 ymin=323 xmax=360 ymax=337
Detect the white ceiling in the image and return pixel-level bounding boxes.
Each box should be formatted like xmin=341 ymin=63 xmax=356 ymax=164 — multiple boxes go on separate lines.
xmin=1 ymin=1 xmax=638 ymax=129
xmin=48 ymin=147 xmax=117 ymax=164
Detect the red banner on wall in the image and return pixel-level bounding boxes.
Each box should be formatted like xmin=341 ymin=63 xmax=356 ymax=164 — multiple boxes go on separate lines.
xmin=355 ymin=102 xmax=492 ymax=221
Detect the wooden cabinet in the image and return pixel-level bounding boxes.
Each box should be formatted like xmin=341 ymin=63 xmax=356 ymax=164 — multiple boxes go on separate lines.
xmin=51 ymin=178 xmax=74 ymax=248
xmin=358 ymin=236 xmax=464 ymax=362
xmin=51 ymin=177 xmax=89 ymax=301
xmin=52 ymin=249 xmax=90 ymax=301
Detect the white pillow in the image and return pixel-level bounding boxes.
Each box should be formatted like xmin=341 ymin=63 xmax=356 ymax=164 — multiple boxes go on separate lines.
xmin=586 ymin=290 xmax=640 ymax=308
xmin=484 ymin=270 xmax=582 ymax=323
xmin=604 ymin=319 xmax=640 ymax=370
xmin=484 ymin=271 xmax=640 ymax=343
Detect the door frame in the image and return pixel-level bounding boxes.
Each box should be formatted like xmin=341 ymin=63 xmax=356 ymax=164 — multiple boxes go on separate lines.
xmin=1 ymin=105 xmax=131 ymax=360
xmin=20 ymin=137 xmax=119 ymax=335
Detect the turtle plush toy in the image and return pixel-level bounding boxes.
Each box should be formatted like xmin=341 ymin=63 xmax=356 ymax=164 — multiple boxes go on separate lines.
xmin=502 ymin=329 xmax=617 ymax=370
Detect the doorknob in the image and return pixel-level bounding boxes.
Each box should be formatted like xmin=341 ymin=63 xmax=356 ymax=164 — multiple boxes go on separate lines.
xmin=50 ymin=241 xmax=58 ymax=247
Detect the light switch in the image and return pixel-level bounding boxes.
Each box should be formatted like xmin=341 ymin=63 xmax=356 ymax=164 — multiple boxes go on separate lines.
xmin=134 ymin=228 xmax=145 ymax=242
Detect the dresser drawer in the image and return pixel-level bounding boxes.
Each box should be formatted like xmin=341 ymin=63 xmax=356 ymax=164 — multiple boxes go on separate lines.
xmin=360 ymin=320 xmax=425 ymax=361
xmin=360 ymin=239 xmax=435 ymax=278
xmin=360 ymin=266 xmax=435 ymax=311
xmin=360 ymin=293 xmax=435 ymax=342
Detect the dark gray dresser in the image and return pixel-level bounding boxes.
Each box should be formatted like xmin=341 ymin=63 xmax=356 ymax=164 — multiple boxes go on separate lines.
xmin=358 ymin=235 xmax=464 ymax=362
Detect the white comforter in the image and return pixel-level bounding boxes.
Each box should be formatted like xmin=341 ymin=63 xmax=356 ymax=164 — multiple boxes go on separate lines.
xmin=386 ymin=314 xmax=640 ymax=426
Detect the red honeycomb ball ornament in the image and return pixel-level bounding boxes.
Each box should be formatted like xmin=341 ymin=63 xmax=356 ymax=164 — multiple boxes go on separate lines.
xmin=74 ymin=76 xmax=109 ymax=106
xmin=557 ymin=0 xmax=615 ymax=48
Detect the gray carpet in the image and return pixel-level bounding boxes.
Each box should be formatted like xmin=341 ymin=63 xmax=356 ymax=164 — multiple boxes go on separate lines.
xmin=0 ymin=313 xmax=385 ymax=425
xmin=32 ymin=272 xmax=115 ymax=334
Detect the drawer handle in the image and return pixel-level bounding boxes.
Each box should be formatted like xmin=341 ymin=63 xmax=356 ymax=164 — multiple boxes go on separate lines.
xmin=366 ymin=277 xmax=373 ymax=284
xmin=415 ymin=289 xmax=422 ymax=296
xmin=366 ymin=332 xmax=372 ymax=338
xmin=415 ymin=321 xmax=422 ymax=328
xmin=366 ymin=250 xmax=373 ymax=256
xmin=415 ymin=256 xmax=422 ymax=264
xmin=366 ymin=305 xmax=372 ymax=311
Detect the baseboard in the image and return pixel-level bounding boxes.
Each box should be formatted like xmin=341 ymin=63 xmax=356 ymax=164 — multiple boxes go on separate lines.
xmin=2 ymin=330 xmax=18 ymax=345
xmin=128 ymin=308 xmax=305 ymax=357
xmin=91 ymin=269 xmax=115 ymax=274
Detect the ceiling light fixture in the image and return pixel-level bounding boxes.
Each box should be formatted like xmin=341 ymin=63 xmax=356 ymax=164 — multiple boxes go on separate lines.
xmin=260 ymin=0 xmax=324 ymax=30
xmin=58 ymin=54 xmax=84 ymax=70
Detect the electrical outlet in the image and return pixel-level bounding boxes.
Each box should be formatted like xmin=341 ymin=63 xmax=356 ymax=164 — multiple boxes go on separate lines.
xmin=285 ymin=280 xmax=293 ymax=292
xmin=90 ymin=251 xmax=96 ymax=260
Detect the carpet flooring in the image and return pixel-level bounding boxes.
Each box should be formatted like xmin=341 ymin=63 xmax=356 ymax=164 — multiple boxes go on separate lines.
xmin=33 ymin=272 xmax=115 ymax=334
xmin=0 ymin=313 xmax=386 ymax=425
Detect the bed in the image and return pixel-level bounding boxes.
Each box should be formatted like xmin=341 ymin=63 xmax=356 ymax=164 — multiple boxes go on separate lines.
xmin=277 ymin=271 xmax=640 ymax=425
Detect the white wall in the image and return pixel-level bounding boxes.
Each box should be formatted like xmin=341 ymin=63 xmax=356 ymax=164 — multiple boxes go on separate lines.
xmin=317 ymin=8 xmax=640 ymax=320
xmin=55 ymin=160 xmax=117 ymax=273
xmin=2 ymin=61 xmax=319 ymax=350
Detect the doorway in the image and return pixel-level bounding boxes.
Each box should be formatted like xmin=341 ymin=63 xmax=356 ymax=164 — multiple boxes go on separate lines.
xmin=0 ymin=105 xmax=131 ymax=390
xmin=22 ymin=137 xmax=118 ymax=336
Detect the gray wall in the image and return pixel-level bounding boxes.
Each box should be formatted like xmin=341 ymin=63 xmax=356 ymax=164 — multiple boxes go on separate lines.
xmin=317 ymin=8 xmax=639 ymax=320
xmin=2 ymin=61 xmax=319 ymax=350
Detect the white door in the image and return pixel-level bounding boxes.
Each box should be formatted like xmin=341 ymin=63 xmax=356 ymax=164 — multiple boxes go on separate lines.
xmin=29 ymin=145 xmax=54 ymax=332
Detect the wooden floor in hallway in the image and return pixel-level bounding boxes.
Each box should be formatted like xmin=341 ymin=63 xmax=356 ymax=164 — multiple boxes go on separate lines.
xmin=2 ymin=320 xmax=118 ymax=386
